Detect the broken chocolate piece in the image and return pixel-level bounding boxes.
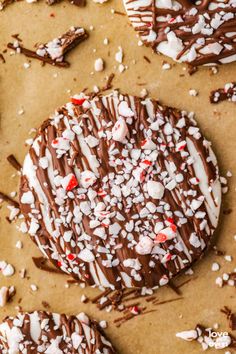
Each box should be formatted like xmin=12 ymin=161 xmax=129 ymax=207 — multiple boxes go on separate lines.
xmin=210 ymin=82 xmax=236 ymax=104
xmin=7 ymin=26 xmax=88 ymax=68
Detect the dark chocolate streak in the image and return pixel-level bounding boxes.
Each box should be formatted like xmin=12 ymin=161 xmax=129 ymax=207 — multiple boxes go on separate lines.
xmin=19 ymin=93 xmax=220 ymax=289
xmin=124 ymin=0 xmax=236 ymax=66
xmin=0 ymin=311 xmax=115 ymax=353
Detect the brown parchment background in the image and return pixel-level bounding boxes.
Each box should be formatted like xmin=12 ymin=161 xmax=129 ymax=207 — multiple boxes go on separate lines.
xmin=0 ymin=1 xmax=236 ymax=353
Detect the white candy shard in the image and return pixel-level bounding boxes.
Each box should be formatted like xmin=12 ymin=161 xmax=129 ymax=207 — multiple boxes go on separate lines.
xmin=112 ymin=119 xmax=129 ymax=142
xmin=147 ymin=180 xmax=165 ymax=199
xmin=135 ymin=236 xmax=154 ymax=255
xmin=176 ymin=330 xmax=198 ymax=341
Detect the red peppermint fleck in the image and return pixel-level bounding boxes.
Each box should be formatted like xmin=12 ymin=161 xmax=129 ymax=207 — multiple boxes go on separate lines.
xmin=147 ymin=22 xmax=152 ymax=27
xmin=164 ymin=253 xmax=172 ymax=262
xmin=102 ymin=223 xmax=109 ymax=228
xmin=52 ymin=139 xmax=58 ymax=145
xmin=66 ymin=175 xmax=78 ymax=191
xmin=141 ymin=139 xmax=147 ymax=147
xmin=142 ymin=159 xmax=152 ymax=166
xmin=129 ymin=306 xmax=140 ymax=315
xmin=71 ymin=97 xmax=86 ymax=105
xmin=170 ymin=224 xmax=177 ymax=233
xmin=84 ymin=273 xmax=90 ymax=279
xmin=155 ymin=233 xmax=167 ymax=243
xmin=67 ymin=254 xmax=75 ymax=261
xmin=98 ymin=189 xmax=107 ymax=198
xmin=178 ymin=143 xmax=186 ymax=151
xmin=166 ymin=217 xmax=174 ymax=224
xmin=140 ymin=170 xmax=145 ymax=182
xmin=169 ymin=17 xmax=175 ymax=23
xmin=57 ymin=261 xmax=62 ymax=267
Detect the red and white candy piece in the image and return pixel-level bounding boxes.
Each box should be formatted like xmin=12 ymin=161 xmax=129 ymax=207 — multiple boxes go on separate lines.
xmin=51 ymin=137 xmax=70 ymax=151
xmin=147 ymin=180 xmax=165 ymax=200
xmin=141 ymin=139 xmax=156 ymax=150
xmin=176 ymin=140 xmax=187 ymax=152
xmin=155 ymin=226 xmax=177 ymax=243
xmin=80 ymin=170 xmax=97 ymax=188
xmin=61 ymin=173 xmax=78 ymax=191
xmin=135 ymin=236 xmax=154 ymax=255
xmin=112 ymin=119 xmax=128 ymax=142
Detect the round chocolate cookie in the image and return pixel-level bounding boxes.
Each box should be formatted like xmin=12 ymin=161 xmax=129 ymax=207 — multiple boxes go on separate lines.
xmin=20 ymin=92 xmax=221 ymax=290
xmin=123 ymin=0 xmax=236 ymax=66
xmin=0 ymin=311 xmax=115 ymax=353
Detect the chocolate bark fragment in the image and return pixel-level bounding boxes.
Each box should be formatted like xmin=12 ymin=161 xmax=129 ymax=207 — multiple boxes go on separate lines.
xmin=210 ymin=82 xmax=236 ymax=104
xmin=0 ymin=311 xmax=116 ymax=353
xmin=7 ymin=26 xmax=88 ymax=68
xmin=176 ymin=324 xmax=236 ymax=350
xmin=19 ymin=91 xmax=221 ymax=290
xmin=123 ymin=0 xmax=236 ymax=66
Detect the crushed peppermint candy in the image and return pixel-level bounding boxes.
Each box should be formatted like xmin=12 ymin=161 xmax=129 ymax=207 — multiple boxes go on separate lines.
xmin=19 ymin=92 xmax=221 ymax=290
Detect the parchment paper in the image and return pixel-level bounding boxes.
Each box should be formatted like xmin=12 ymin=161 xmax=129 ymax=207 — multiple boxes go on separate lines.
xmin=0 ymin=1 xmax=236 ymax=353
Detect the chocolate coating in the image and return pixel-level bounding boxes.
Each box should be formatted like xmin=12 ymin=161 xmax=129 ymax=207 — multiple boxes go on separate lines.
xmin=123 ymin=0 xmax=236 ymax=66
xmin=19 ymin=92 xmax=221 ymax=290
xmin=0 ymin=311 xmax=115 ymax=353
